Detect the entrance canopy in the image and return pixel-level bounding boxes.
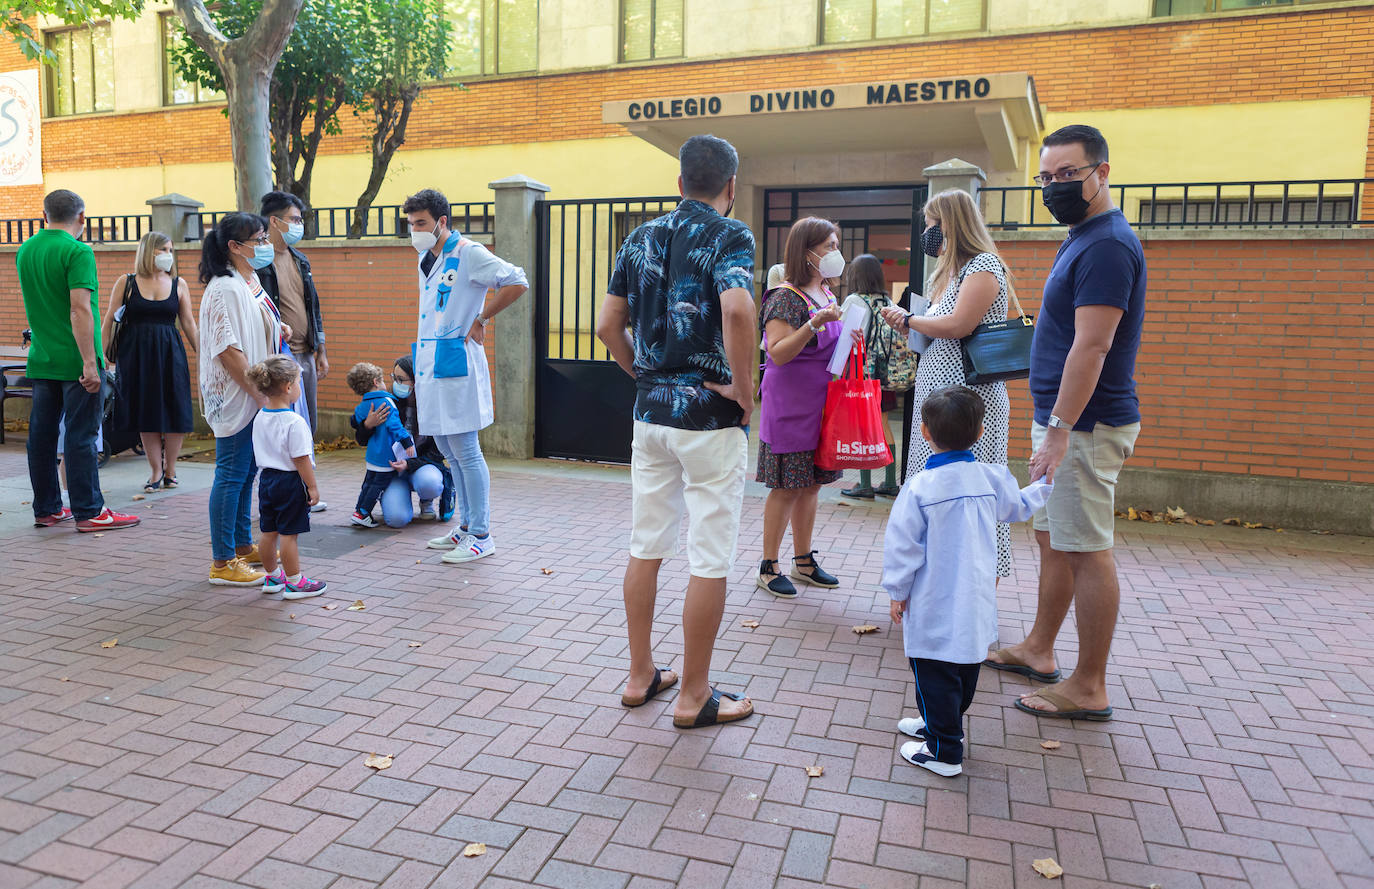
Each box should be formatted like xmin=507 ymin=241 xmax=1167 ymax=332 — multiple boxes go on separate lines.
xmin=603 ymin=73 xmax=1043 ymax=171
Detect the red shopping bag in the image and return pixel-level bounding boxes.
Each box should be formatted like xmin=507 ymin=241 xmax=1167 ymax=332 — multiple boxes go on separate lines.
xmin=815 ymin=339 xmax=893 ymax=471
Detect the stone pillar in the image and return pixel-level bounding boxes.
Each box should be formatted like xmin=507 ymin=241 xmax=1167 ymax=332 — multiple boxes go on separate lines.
xmin=483 ymin=175 xmax=550 ymax=460
xmin=146 ymin=193 xmax=205 ymax=243
xmin=922 ymin=158 xmax=987 ymax=199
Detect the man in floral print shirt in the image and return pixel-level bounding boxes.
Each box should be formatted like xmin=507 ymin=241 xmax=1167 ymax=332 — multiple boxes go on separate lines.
xmin=597 ymin=134 xmax=757 ymax=729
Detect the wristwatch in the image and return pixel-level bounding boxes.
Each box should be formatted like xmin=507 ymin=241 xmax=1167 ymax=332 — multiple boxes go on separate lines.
xmin=1046 ymin=414 xmax=1071 ymax=430
xmin=476 ymin=314 xmax=489 ymax=327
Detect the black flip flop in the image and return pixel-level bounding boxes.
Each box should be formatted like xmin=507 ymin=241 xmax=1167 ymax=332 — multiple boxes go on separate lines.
xmin=983 ymin=655 xmax=1062 ymax=684
xmin=621 ymin=667 xmax=678 ymax=708
xmin=673 ymin=687 xmax=753 ymax=729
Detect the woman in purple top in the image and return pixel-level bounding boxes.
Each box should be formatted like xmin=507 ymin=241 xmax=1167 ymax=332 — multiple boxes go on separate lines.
xmin=756 ymin=216 xmax=848 ymax=600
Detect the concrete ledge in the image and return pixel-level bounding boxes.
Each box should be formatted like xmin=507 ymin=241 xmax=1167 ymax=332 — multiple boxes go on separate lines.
xmin=1009 ymin=460 xmax=1374 ymax=536
xmin=994 ymin=226 xmax=1374 ymax=242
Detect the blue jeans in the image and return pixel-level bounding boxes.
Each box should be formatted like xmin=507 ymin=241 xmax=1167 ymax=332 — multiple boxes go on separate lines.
xmin=379 ymin=463 xmax=445 ymax=528
xmin=434 ymin=431 xmax=490 ymax=536
xmin=29 ymin=379 xmax=103 ymax=520
xmin=210 ymin=420 xmax=257 ymax=561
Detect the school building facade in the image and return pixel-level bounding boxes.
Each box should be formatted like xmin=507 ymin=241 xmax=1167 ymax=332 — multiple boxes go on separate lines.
xmin=0 ymin=0 xmax=1371 ymax=533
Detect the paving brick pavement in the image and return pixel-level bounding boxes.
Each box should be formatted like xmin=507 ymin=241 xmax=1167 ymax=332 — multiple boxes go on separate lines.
xmin=1 ymin=444 xmax=1373 ymax=888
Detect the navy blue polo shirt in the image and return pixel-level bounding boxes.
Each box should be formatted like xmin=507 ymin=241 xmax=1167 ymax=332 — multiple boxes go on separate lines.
xmin=1029 ymin=209 xmax=1146 ymax=430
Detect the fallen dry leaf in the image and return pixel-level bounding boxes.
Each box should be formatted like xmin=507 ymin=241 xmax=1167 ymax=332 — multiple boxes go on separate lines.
xmin=805 ymin=765 xmax=824 ymax=777
xmin=1199 ymin=519 xmax=1216 ymax=526
xmin=321 ymin=604 xmax=338 ymax=611
xmin=541 ymin=568 xmax=554 ymax=575
xmin=363 ymin=753 xmax=393 ymax=771
xmin=1040 ymin=740 xmax=1062 ymax=750
xmin=1243 ymin=522 xmax=1264 ymax=530
xmin=741 ymin=620 xmax=761 ymax=629
xmin=1126 ymin=506 xmax=1139 ymax=521
xmin=100 ymin=638 xmax=117 ymax=649
xmin=852 ymin=625 xmax=879 ymax=635
xmin=1032 ymin=857 xmax=1064 ymax=879
xmin=59 ymin=677 xmax=69 ymax=682
xmin=347 ymin=600 xmax=366 ymax=611
xmin=407 ymin=641 xmax=422 ymax=648
xmin=131 ymin=494 xmax=145 ymax=501
xmin=289 ymin=614 xmax=296 ymax=620
xmin=462 ymin=842 xmax=486 ymax=858
xmin=1222 ymin=517 xmax=1241 ymax=526
xmin=1166 ymin=505 xmax=1186 ymax=520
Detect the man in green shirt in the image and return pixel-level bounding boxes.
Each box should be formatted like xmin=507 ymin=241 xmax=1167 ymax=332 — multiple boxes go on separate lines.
xmin=18 ymin=189 xmax=140 ymax=532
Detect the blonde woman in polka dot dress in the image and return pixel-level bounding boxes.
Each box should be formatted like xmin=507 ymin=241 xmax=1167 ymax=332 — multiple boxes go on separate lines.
xmin=880 ymin=188 xmax=1017 ymax=577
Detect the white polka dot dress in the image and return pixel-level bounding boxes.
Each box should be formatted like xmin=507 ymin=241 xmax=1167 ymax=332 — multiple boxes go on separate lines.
xmin=905 ymin=252 xmax=1014 ymax=577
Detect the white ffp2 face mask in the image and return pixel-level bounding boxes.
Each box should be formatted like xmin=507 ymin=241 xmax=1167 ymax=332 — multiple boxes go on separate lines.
xmin=411 ymin=230 xmax=438 ymax=253
xmin=814 ymin=249 xmax=845 ymax=279
xmin=154 ymin=253 xmax=175 ymax=272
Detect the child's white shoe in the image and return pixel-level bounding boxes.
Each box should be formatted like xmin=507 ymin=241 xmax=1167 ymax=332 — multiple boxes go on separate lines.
xmin=900 ymin=740 xmax=962 ymax=777
xmin=896 ymin=716 xmax=926 ymax=737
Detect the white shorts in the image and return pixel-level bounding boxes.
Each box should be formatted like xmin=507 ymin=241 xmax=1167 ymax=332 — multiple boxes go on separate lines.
xmin=1031 ymin=420 xmax=1140 ymax=552
xmin=629 ymin=421 xmax=748 ymax=579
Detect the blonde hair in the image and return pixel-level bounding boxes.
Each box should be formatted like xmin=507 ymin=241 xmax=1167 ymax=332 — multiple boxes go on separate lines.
xmin=135 ymin=231 xmax=173 ymax=278
xmin=923 ymin=189 xmax=1015 ymax=306
xmin=245 ymin=355 xmax=300 ymax=396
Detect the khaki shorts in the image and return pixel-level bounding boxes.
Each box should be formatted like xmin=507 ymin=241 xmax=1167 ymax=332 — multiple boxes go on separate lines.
xmin=1031 ymin=421 xmax=1140 ymax=553
xmin=630 ymin=421 xmax=748 ymax=578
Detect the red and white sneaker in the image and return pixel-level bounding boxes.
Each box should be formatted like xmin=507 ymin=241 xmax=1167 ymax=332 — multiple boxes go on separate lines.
xmin=75 ymin=508 xmax=142 ymax=533
xmin=34 ymin=508 xmax=74 ymax=528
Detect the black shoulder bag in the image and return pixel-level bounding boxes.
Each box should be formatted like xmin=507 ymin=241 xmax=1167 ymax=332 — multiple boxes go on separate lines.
xmin=104 ymin=275 xmax=134 ymax=365
xmin=960 ymin=263 xmax=1034 ymax=385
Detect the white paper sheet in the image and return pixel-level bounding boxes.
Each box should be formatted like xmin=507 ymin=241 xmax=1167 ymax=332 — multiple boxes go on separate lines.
xmin=906 ymin=293 xmax=933 ymax=355
xmin=392 ymin=441 xmax=408 ymax=463
xmin=827 ymin=294 xmax=871 ymax=376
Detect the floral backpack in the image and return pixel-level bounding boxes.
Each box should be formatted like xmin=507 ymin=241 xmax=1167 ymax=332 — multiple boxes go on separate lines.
xmin=859 ymin=291 xmax=918 ymax=392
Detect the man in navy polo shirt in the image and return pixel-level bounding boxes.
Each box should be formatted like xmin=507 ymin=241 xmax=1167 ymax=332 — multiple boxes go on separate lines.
xmin=985 ymin=125 xmax=1145 ymax=722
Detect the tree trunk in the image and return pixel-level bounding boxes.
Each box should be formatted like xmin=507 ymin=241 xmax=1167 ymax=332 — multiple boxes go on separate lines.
xmin=348 ymin=88 xmax=416 ymax=239
xmin=224 ymin=68 xmax=274 ymax=211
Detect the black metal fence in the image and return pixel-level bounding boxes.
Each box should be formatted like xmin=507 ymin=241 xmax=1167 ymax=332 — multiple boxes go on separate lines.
xmin=0 ymin=215 xmax=152 ymax=245
xmin=982 ymin=178 xmax=1373 ymax=230
xmin=195 ymin=202 xmax=496 ymax=242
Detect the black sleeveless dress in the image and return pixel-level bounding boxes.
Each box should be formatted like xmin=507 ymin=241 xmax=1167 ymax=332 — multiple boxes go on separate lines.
xmin=116 ymin=277 xmax=193 ymax=433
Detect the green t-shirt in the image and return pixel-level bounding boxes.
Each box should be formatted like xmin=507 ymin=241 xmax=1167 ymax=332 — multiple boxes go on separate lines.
xmin=17 ymin=228 xmax=101 ymax=380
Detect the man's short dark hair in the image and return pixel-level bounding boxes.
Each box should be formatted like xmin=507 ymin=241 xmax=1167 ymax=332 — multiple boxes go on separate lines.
xmin=261 ymin=190 xmax=305 ymax=217
xmin=44 ymin=189 xmax=84 ymax=224
xmin=679 ymin=135 xmax=738 ymax=199
xmin=402 ymin=188 xmax=450 ymax=223
xmin=921 ymin=385 xmax=986 ymax=452
xmin=1042 ymin=125 xmax=1109 ymax=165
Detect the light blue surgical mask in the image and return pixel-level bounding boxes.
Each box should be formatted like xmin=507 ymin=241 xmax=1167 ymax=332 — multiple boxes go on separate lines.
xmin=392 ymin=382 xmax=411 ymax=399
xmin=249 ymin=243 xmax=275 ymax=269
xmin=283 ymin=222 xmax=304 ymax=245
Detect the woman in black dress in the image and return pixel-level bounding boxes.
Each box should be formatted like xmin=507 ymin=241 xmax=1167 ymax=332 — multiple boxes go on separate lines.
xmin=101 ymin=231 xmax=199 ymax=492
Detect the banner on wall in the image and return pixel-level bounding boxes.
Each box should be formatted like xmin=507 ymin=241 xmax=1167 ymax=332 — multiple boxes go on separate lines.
xmin=0 ymin=69 xmax=42 ymax=187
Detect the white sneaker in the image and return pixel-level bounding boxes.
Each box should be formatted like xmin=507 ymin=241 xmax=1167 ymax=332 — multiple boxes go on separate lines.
xmin=350 ymin=510 xmax=378 ymax=528
xmin=896 ymin=716 xmax=926 ymax=738
xmin=900 ymin=740 xmax=962 ymax=777
xmin=310 ymin=501 xmax=328 ymax=513
xmin=441 ymin=533 xmax=494 ymax=564
xmin=417 ymin=501 xmax=438 ymax=521
xmin=428 ymin=526 xmax=464 ymax=549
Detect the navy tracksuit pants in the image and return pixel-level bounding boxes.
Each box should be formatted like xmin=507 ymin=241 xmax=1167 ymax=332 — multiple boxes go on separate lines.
xmin=910 ymin=658 xmax=981 ymax=764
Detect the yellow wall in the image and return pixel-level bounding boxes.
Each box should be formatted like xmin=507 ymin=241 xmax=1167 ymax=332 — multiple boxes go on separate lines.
xmin=1042 ymin=98 xmax=1371 ymax=183
xmin=44 ymin=136 xmax=683 ymax=215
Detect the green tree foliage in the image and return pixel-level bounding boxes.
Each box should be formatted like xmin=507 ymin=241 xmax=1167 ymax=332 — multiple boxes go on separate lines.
xmin=169 ymin=0 xmax=360 ymax=221
xmin=3 ymin=1 xmax=144 ymax=65
xmin=348 ymin=0 xmax=451 ymax=238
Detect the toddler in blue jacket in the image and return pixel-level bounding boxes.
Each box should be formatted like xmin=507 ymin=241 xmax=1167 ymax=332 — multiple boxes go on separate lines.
xmin=347 ymin=362 xmax=416 ymax=528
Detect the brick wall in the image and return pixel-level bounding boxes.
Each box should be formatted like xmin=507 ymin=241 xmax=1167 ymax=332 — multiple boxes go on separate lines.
xmin=2 ymin=5 xmax=1372 ymax=217
xmin=3 ymin=231 xmax=1371 ymax=485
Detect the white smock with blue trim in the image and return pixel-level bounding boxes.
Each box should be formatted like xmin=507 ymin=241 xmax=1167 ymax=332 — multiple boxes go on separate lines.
xmin=413 ymin=233 xmax=527 ymax=436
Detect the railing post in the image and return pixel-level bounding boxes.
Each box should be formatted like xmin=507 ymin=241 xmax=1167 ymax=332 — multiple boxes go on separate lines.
xmin=923 ymin=158 xmax=987 ymax=200
xmin=484 ymin=175 xmax=550 ymax=460
xmin=146 ymin=193 xmax=205 ymax=243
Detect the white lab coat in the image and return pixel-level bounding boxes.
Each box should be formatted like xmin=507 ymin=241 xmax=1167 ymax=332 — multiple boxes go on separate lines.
xmin=413 ymin=236 xmax=527 ymax=436
xmin=882 ymin=459 xmax=1052 ymax=663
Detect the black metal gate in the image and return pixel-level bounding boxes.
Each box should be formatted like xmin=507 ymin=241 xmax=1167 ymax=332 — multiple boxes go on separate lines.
xmin=534 ymin=196 xmax=679 ymax=462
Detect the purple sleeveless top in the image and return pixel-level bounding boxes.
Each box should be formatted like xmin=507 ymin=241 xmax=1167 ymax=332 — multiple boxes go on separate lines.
xmin=759 ymin=284 xmax=841 ymax=454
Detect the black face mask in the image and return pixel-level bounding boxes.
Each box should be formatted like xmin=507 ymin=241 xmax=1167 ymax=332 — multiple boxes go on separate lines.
xmin=1041 ymin=166 xmax=1102 ymax=225
xmin=920 ymin=224 xmax=943 ymax=258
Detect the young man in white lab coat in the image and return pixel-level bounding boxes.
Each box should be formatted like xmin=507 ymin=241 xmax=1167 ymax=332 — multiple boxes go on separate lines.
xmin=403 ymin=189 xmax=528 ymax=563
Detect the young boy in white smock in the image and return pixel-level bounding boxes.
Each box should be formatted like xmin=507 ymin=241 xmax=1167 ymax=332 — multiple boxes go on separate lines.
xmin=883 ymin=386 xmax=1052 ymax=776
